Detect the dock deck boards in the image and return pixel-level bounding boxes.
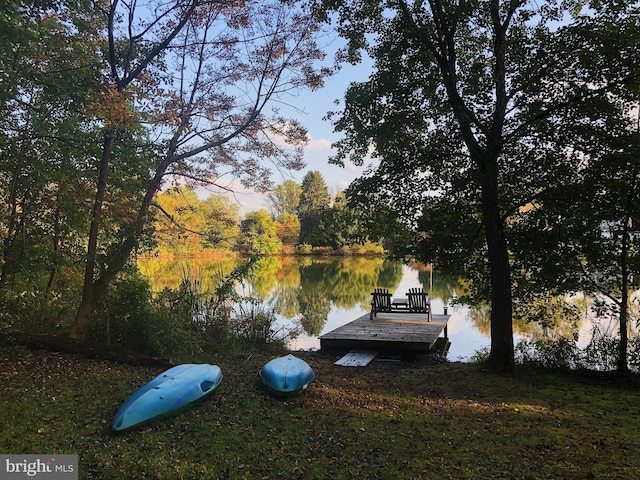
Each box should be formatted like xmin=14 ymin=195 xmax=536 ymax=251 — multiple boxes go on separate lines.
xmin=319 ymin=313 xmax=450 ymax=354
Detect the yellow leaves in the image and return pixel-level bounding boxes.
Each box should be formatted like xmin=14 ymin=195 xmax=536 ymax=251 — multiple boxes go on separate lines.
xmin=85 ymin=83 xmax=139 ymax=129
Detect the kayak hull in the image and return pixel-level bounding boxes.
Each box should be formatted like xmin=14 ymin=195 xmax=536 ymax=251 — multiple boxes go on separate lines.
xmin=260 ymin=354 xmax=315 ymax=397
xmin=112 ymin=363 xmax=222 ymax=431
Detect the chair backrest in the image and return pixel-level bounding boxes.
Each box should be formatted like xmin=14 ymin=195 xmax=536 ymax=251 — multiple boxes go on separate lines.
xmin=407 ymin=288 xmax=429 ymax=312
xmin=372 ymin=288 xmax=392 ymax=311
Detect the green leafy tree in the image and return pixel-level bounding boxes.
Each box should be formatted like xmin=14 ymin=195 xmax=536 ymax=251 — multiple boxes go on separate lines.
xmin=318 ymin=0 xmax=640 ymax=370
xmin=298 ymin=170 xmax=331 ymax=245
xmin=512 ymin=123 xmax=640 ymax=372
xmin=149 ymin=187 xmax=241 ymax=255
xmin=322 ymin=191 xmax=406 ymax=252
xmin=320 ymin=193 xmax=352 ymax=249
xmin=582 ymin=141 xmax=640 ymax=372
xmin=0 ymin=1 xmax=99 ymax=318
xmin=200 ymin=195 xmax=241 ymax=250
xmin=344 ymin=187 xmax=413 ymax=256
xmin=238 ymin=210 xmax=282 ymax=255
xmin=267 ymin=180 xmax=302 ymax=218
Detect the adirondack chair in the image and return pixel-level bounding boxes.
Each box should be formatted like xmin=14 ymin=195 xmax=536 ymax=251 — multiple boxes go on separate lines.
xmin=406 ymin=288 xmax=431 ymax=321
xmin=370 ymin=288 xmax=392 ymax=319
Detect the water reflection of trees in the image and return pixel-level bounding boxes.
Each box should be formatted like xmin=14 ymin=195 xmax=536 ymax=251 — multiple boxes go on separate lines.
xmin=414 ymin=263 xmax=591 ymax=344
xmin=416 ymin=266 xmax=462 ymax=306
xmin=138 ymin=257 xmax=238 ymax=292
xmin=269 ymin=257 xmax=400 ymax=336
xmin=140 ymin=257 xmax=597 ymax=342
xmin=467 ymin=293 xmax=588 ymax=342
xmin=139 ymin=257 xmax=637 ymax=352
xmin=139 ymin=256 xmax=403 ymax=336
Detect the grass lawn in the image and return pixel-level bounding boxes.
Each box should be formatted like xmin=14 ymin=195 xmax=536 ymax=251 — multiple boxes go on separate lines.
xmin=1 ymin=345 xmax=639 ymax=479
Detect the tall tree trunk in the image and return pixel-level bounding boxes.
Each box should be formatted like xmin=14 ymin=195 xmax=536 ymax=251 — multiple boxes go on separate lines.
xmin=616 ymin=166 xmax=637 ymax=372
xmin=45 ymin=190 xmax=62 ymax=294
xmin=71 ymin=148 xmax=171 ymax=340
xmin=617 ymin=216 xmax=630 ymax=372
xmin=481 ymin=157 xmax=514 ymax=371
xmin=618 ymin=282 xmax=629 ymax=373
xmin=69 ymin=0 xmax=200 ymax=341
xmin=0 ymin=169 xmax=21 ymax=288
xmin=425 ymin=0 xmax=515 ymax=371
xmin=71 ymin=131 xmax=113 ymax=340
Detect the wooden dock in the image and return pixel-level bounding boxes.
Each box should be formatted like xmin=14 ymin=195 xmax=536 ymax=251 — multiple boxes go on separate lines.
xmin=319 ymin=312 xmax=450 ymax=355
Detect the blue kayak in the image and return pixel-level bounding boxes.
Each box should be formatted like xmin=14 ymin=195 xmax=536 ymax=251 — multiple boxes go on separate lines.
xmin=260 ymin=355 xmax=315 ymax=397
xmin=112 ymin=364 xmax=222 ymax=431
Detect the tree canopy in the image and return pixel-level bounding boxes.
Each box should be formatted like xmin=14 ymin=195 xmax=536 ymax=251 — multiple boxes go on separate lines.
xmin=238 ymin=210 xmax=282 ymax=255
xmin=153 ymin=187 xmax=240 ymax=256
xmin=298 ymin=170 xmax=332 ymax=244
xmin=318 ymin=0 xmax=640 ymax=370
xmin=267 ymin=180 xmax=303 ymax=218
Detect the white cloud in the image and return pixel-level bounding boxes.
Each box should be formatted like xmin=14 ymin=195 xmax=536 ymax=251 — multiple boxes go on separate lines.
xmin=306 ymin=137 xmax=333 ymax=150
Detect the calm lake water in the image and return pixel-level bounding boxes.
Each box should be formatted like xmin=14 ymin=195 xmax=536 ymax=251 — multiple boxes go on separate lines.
xmin=138 ymin=256 xmax=619 ymax=362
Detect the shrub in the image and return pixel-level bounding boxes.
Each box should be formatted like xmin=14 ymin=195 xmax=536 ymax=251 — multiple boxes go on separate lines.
xmin=229 ymin=298 xmax=302 ymax=349
xmin=341 ymin=241 xmax=386 ymax=256
xmin=468 ymin=346 xmax=490 ymax=364
xmin=629 ymin=336 xmax=640 ymax=371
xmin=581 ymin=326 xmax=620 ymax=371
xmin=0 ymin=285 xmax=80 ymax=335
xmin=514 ymin=338 xmax=581 ymax=370
xmin=95 ymin=258 xmax=297 ymax=359
xmin=92 ymin=268 xmax=204 ymax=360
xmin=511 ymin=328 xmax=640 ymax=373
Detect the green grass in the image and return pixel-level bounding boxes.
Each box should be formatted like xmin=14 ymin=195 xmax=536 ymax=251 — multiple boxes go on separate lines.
xmin=1 ymin=346 xmax=639 ymax=479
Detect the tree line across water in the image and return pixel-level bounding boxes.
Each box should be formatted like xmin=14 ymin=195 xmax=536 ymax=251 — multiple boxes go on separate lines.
xmin=152 ymin=173 xmax=386 ymax=257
